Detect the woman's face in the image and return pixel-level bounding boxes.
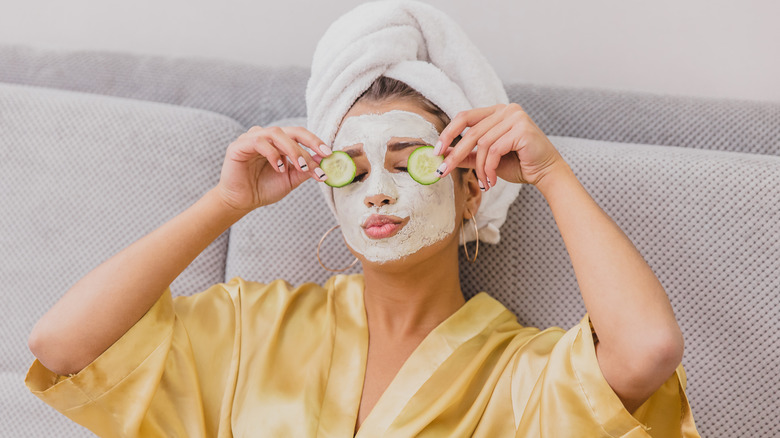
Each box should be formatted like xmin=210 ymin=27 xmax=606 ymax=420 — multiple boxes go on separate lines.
xmin=331 ymin=100 xmax=459 ymax=264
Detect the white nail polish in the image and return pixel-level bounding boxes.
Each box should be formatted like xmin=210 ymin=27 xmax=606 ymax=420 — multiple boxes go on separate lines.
xmin=436 ymin=162 xmax=448 ymax=176
xmin=315 ymin=167 xmax=327 ymax=180
xmin=297 ymin=156 xmax=308 ymax=171
xmin=319 ymin=144 xmax=332 ymax=156
xmin=433 ymin=140 xmax=442 ymax=155
xmin=277 ymin=159 xmax=285 ymax=172
xmin=478 ymin=179 xmax=485 ymax=191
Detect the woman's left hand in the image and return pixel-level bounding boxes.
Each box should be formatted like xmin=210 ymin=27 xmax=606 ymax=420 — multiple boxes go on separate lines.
xmin=433 ymin=104 xmax=566 ymax=189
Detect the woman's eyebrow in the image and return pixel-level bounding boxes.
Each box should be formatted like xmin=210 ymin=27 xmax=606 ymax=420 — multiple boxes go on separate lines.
xmin=387 ymin=140 xmax=429 ymax=152
xmin=340 ymin=145 xmax=364 ymax=158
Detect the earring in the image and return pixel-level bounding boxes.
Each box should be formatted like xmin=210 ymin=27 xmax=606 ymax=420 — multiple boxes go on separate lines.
xmin=461 ymin=208 xmax=479 ymax=263
xmin=317 ymin=225 xmax=359 ymax=272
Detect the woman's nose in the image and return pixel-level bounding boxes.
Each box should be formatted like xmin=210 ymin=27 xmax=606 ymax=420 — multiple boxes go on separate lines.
xmin=364 ymin=193 xmax=397 ymax=208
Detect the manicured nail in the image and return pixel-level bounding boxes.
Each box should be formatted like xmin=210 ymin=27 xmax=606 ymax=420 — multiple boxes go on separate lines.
xmin=433 ymin=140 xmax=443 ymax=155
xmin=297 ymin=156 xmax=308 ymax=171
xmin=435 ymin=162 xmax=448 ymax=176
xmin=276 ymin=159 xmax=285 ymax=172
xmin=319 ymin=144 xmax=332 ymax=156
xmin=486 ymin=177 xmax=492 ymax=188
xmin=478 ymin=179 xmax=485 ymax=191
xmin=314 ymin=167 xmax=327 ymax=181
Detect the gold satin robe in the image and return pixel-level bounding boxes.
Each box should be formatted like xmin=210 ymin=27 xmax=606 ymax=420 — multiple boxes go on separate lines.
xmin=25 ymin=274 xmax=700 ymax=437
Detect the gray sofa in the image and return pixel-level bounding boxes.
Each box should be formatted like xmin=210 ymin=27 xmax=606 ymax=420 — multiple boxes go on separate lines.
xmin=1 ymin=44 xmax=778 ymax=437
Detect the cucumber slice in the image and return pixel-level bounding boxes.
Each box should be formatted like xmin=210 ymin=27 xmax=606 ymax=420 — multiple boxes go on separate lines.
xmin=320 ymin=151 xmax=357 ymax=188
xmin=408 ymin=145 xmax=444 ymax=185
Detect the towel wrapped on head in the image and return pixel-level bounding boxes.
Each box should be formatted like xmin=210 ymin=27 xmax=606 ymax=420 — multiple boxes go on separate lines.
xmin=306 ymin=0 xmax=521 ymax=244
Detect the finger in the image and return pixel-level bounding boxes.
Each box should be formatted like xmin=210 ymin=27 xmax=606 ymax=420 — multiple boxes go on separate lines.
xmin=267 ymin=127 xmax=327 ymax=181
xmin=230 ymin=136 xmax=286 ymax=173
xmin=435 ymin=107 xmax=497 ymax=155
xmin=287 ymin=160 xmax=315 ymax=189
xmin=476 ymin=121 xmax=514 ymax=189
xmin=437 ymin=110 xmax=504 ymax=179
xmin=283 ymin=126 xmax=332 ymax=157
xmin=484 ymin=132 xmax=517 ymax=186
xmin=449 ymin=149 xmax=487 ymax=191
xmin=450 ymin=149 xmax=477 ymax=169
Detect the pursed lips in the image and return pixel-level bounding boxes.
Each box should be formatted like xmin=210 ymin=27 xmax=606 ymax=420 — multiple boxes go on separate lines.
xmin=361 ymin=214 xmax=409 ymax=239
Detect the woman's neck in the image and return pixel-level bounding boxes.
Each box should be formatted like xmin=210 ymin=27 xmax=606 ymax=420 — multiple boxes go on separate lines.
xmin=361 ymin=240 xmax=465 ymax=339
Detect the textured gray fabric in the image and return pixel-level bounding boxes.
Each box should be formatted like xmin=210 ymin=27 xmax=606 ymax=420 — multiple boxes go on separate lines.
xmin=2 ymin=44 xmax=778 ymax=156
xmin=227 ymin=118 xmax=780 ymax=437
xmin=0 ymin=44 xmax=308 ymax=130
xmin=506 ymin=84 xmax=780 ymax=156
xmin=0 ymin=83 xmax=245 ymax=437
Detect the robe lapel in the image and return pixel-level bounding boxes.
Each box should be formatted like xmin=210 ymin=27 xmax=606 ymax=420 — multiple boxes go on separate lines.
xmin=355 ymin=292 xmax=508 ymax=437
xmin=316 ymin=275 xmax=369 ymax=438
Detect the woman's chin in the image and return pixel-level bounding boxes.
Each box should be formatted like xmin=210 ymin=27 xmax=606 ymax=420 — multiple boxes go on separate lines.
xmin=348 ymin=233 xmax=458 ymax=273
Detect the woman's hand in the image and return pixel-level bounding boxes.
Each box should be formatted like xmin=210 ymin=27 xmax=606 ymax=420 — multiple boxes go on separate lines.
xmin=433 ymin=104 xmax=566 ymax=189
xmin=216 ymin=126 xmax=331 ymax=213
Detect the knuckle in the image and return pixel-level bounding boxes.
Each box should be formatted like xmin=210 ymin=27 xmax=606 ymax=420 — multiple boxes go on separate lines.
xmin=462 ymin=128 xmax=477 ymax=141
xmin=268 ymin=126 xmax=284 ymax=136
xmin=507 ymin=102 xmax=523 ymax=112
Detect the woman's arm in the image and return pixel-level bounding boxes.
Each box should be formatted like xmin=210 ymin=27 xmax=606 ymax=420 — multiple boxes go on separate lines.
xmin=536 ymin=161 xmax=683 ymax=413
xmin=436 ymin=104 xmax=684 ymax=413
xmin=28 ymin=126 xmax=329 ymax=376
xmin=27 ymin=188 xmax=246 ymax=376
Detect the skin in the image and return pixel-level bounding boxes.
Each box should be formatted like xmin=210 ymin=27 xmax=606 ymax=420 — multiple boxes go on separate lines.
xmin=330 ymin=110 xmax=458 ymax=264
xmin=332 ymin=100 xmax=481 ymax=429
xmin=28 ymin=95 xmax=683 ymax=434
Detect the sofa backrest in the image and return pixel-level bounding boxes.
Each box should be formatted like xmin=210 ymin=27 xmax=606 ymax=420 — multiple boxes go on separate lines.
xmin=227 ymin=117 xmax=780 ymax=438
xmin=0 ymin=82 xmax=245 ymax=437
xmin=2 ymin=44 xmax=778 ymax=156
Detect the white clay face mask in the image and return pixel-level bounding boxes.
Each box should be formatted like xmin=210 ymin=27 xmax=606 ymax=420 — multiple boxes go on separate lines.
xmin=332 ymin=110 xmax=456 ymax=263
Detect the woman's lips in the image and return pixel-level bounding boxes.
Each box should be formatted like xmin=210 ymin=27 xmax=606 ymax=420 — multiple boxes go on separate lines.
xmin=362 ymin=215 xmax=408 ymax=239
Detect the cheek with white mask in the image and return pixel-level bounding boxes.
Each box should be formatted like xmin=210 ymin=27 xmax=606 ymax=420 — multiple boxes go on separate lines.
xmin=331 ymin=110 xmax=456 ymax=263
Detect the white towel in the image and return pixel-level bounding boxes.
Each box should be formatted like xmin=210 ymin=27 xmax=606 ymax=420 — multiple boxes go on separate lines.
xmin=306 ymin=0 xmax=521 ymax=244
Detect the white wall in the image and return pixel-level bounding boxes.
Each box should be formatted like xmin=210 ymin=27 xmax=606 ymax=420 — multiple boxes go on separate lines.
xmin=1 ymin=0 xmax=778 ymax=102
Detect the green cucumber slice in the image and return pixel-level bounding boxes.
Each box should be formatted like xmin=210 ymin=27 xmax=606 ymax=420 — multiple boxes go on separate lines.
xmin=320 ymin=151 xmax=357 ymax=188
xmin=408 ymin=145 xmax=444 ymax=185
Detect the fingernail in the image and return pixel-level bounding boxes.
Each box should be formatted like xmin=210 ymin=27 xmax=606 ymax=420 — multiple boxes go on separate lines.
xmin=297 ymin=156 xmax=308 ymax=171
xmin=435 ymin=162 xmax=448 ymax=176
xmin=314 ymin=167 xmax=327 ymax=181
xmin=277 ymin=159 xmax=285 ymax=172
xmin=486 ymin=177 xmax=492 ymax=188
xmin=433 ymin=140 xmax=442 ymax=155
xmin=478 ymin=179 xmax=485 ymax=191
xmin=319 ymin=144 xmax=332 ymax=156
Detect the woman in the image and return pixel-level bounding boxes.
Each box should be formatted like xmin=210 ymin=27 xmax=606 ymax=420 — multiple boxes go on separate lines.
xmin=26 ymin=1 xmax=699 ymax=436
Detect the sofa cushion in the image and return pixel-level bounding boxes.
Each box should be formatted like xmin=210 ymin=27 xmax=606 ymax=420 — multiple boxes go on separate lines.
xmin=2 ymin=44 xmax=778 ymax=156
xmin=0 ymin=44 xmax=308 ymax=129
xmin=0 ymin=83 xmax=245 ymax=437
xmin=506 ymin=83 xmax=780 ymax=156
xmin=225 ymin=117 xmax=780 ymax=438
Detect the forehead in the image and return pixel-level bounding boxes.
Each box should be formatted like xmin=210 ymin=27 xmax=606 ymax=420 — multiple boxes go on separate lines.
xmin=333 ymin=110 xmax=440 ymax=150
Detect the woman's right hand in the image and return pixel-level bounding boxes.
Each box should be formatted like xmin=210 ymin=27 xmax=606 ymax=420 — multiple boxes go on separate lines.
xmin=216 ymin=126 xmax=332 ymax=213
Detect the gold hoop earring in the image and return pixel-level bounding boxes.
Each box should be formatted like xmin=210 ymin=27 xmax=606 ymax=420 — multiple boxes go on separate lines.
xmin=460 ymin=209 xmax=479 ymax=263
xmin=317 ymin=225 xmax=359 ymax=272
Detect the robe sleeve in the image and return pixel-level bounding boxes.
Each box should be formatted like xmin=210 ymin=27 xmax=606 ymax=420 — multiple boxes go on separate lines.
xmin=24 ymin=283 xmax=241 ymax=438
xmin=513 ymin=315 xmax=700 ymax=438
